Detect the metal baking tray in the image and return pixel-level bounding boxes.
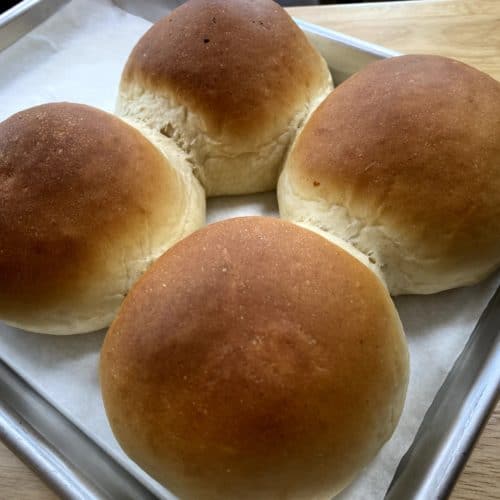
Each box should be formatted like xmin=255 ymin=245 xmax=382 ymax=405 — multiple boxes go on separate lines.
xmin=0 ymin=1 xmax=498 ymax=499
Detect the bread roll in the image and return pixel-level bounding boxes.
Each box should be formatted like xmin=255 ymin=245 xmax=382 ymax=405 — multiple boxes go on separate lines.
xmin=278 ymin=55 xmax=500 ymax=295
xmin=116 ymin=0 xmax=332 ymax=196
xmin=0 ymin=103 xmax=205 ymax=334
xmin=100 ymin=216 xmax=408 ymax=499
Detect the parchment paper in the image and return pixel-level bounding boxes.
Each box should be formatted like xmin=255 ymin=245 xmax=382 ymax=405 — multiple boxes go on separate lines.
xmin=0 ymin=1 xmax=498 ymax=498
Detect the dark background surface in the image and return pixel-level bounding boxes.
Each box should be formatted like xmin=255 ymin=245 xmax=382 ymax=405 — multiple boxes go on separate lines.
xmin=2 ymin=0 xmax=18 ymax=12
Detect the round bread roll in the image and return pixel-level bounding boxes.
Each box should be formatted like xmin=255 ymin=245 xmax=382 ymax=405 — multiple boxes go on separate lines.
xmin=116 ymin=0 xmax=332 ymax=197
xmin=278 ymin=55 xmax=500 ymax=295
xmin=0 ymin=103 xmax=205 ymax=334
xmin=100 ymin=216 xmax=408 ymax=499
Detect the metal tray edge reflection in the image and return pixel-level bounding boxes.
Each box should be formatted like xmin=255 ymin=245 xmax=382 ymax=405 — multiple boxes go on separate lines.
xmin=0 ymin=0 xmax=69 ymax=52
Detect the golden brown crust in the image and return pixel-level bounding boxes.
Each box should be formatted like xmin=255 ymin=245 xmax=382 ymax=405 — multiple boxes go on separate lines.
xmin=121 ymin=0 xmax=329 ymax=138
xmin=287 ymin=55 xmax=500 ymax=281
xmin=0 ymin=102 xmax=182 ymax=315
xmin=101 ymin=217 xmax=408 ymax=499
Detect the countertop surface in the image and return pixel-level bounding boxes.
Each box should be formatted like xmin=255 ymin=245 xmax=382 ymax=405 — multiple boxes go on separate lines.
xmin=1 ymin=0 xmax=499 ymax=498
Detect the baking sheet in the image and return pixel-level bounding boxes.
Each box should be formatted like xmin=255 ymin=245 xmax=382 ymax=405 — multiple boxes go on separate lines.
xmin=0 ymin=0 xmax=499 ymax=498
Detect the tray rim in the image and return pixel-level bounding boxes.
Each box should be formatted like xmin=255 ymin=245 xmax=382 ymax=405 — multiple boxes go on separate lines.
xmin=0 ymin=0 xmax=69 ymax=52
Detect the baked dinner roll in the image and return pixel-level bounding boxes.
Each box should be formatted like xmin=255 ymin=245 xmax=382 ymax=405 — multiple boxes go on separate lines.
xmin=116 ymin=0 xmax=332 ymax=196
xmin=0 ymin=103 xmax=204 ymax=335
xmin=278 ymin=55 xmax=500 ymax=295
xmin=101 ymin=216 xmax=408 ymax=499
